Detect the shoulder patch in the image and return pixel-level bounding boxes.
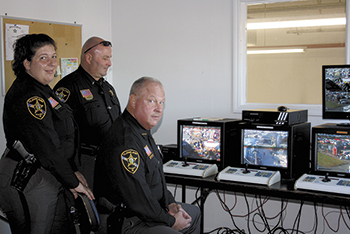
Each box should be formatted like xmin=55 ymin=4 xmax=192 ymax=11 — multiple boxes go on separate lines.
xmin=121 ymin=149 xmax=140 ymax=174
xmin=27 ymin=96 xmax=46 ymax=120
xmin=80 ymin=89 xmax=93 ymax=100
xmin=55 ymin=87 xmax=70 ymax=103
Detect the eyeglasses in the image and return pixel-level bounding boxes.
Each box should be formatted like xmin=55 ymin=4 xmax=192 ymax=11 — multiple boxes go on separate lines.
xmin=83 ymin=41 xmax=112 ymax=54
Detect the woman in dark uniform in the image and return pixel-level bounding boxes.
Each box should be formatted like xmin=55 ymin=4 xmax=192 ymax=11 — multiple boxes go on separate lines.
xmin=0 ymin=33 xmax=94 ymax=234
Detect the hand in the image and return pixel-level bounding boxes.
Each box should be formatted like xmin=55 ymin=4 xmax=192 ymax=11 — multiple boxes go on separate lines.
xmin=168 ymin=203 xmax=181 ymax=216
xmin=70 ymin=188 xmax=78 ymax=199
xmin=73 ymin=182 xmax=95 ymax=200
xmin=171 ymin=207 xmax=192 ymax=231
xmin=75 ymin=171 xmax=88 ymax=187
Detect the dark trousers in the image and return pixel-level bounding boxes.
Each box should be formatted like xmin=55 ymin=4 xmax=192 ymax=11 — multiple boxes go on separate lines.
xmin=121 ymin=202 xmax=201 ymax=234
xmin=77 ymin=153 xmax=96 ymax=191
xmin=0 ymin=156 xmax=71 ymax=234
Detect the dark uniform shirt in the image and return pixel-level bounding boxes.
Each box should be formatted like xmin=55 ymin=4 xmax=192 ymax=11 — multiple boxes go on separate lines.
xmin=3 ymin=72 xmax=79 ymax=188
xmin=94 ymin=110 xmax=176 ymax=227
xmin=54 ymin=65 xmax=121 ymax=146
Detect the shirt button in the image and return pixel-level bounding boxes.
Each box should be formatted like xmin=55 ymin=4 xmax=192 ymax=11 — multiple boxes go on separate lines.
xmin=107 ymin=106 xmax=112 ymax=110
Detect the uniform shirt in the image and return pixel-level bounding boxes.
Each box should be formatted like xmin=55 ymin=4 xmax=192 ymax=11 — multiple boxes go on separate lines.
xmin=3 ymin=72 xmax=79 ymax=188
xmin=94 ymin=110 xmax=176 ymax=227
xmin=54 ymin=66 xmax=121 ymax=146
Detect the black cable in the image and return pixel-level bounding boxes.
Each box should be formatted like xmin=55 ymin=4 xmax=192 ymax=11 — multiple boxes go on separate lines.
xmin=245 ymin=194 xmax=268 ymax=233
xmin=291 ymin=200 xmax=304 ymax=234
xmin=274 ymin=198 xmax=285 ymax=232
xmin=173 ymin=183 xmax=178 ymax=199
xmin=270 ymin=198 xmax=287 ymax=234
xmin=345 ymin=205 xmax=350 ymax=220
xmin=313 ymin=202 xmax=318 ymax=234
xmin=191 ymin=187 xmax=211 ymax=208
xmin=204 ymin=226 xmax=244 ymax=234
xmin=252 ymin=212 xmax=267 ymax=233
xmin=243 ymin=193 xmax=251 ymax=234
xmin=258 ymin=195 xmax=272 ymax=233
xmin=214 ymin=189 xmax=246 ymax=234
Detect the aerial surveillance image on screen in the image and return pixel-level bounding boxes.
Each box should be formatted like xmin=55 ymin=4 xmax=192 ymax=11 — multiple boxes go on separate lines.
xmin=182 ymin=125 xmax=221 ymax=161
xmin=316 ymin=133 xmax=350 ymax=174
xmin=243 ymin=129 xmax=288 ymax=168
xmin=324 ymin=67 xmax=350 ymax=113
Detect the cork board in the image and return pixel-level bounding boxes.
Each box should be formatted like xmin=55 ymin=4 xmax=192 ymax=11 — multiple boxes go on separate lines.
xmin=1 ymin=16 xmax=82 ymax=94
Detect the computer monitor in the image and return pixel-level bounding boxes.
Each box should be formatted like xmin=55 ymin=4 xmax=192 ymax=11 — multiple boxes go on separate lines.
xmin=312 ymin=123 xmax=350 ymax=178
xmin=177 ymin=118 xmax=242 ymax=170
xmin=239 ymin=122 xmax=311 ymax=180
xmin=322 ymin=65 xmax=350 ymax=124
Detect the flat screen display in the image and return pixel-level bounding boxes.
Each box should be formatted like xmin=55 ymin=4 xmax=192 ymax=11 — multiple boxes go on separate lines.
xmin=323 ymin=65 xmax=350 ymax=120
xmin=242 ymin=129 xmax=288 ymax=168
xmin=181 ymin=125 xmax=221 ymax=162
xmin=315 ymin=133 xmax=350 ymax=174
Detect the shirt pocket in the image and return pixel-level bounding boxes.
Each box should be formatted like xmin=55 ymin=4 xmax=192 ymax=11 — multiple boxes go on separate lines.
xmin=52 ymin=106 xmax=76 ymax=138
xmin=83 ymin=101 xmax=101 ymax=125
xmin=145 ymin=157 xmax=163 ymax=198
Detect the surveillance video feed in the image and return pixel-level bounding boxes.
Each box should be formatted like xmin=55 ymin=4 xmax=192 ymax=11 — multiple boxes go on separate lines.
xmin=324 ymin=67 xmax=350 ymax=112
xmin=181 ymin=125 xmax=221 ymax=161
xmin=316 ymin=133 xmax=350 ymax=174
xmin=243 ymin=129 xmax=288 ymax=168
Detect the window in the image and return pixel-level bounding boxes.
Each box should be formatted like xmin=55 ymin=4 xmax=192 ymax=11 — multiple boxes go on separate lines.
xmin=233 ymin=0 xmax=349 ymax=116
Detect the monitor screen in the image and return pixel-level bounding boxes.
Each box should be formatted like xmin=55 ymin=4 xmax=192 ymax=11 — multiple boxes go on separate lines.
xmin=323 ymin=65 xmax=350 ymax=121
xmin=181 ymin=125 xmax=221 ymax=162
xmin=242 ymin=129 xmax=288 ymax=169
xmin=315 ymin=132 xmax=350 ymax=175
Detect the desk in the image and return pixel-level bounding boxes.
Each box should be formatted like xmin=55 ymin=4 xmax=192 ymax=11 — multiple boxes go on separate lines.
xmin=165 ymin=174 xmax=350 ymax=233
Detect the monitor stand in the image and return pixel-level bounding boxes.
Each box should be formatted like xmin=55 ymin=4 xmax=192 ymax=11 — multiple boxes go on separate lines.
xmin=216 ymin=166 xmax=281 ymax=186
xmin=163 ymin=160 xmax=218 ymax=178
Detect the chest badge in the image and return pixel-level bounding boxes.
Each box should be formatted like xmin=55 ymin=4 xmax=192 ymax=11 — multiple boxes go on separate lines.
xmin=27 ymin=96 xmax=46 ymax=120
xmin=121 ymin=149 xmax=140 ymax=174
xmin=55 ymin=87 xmax=70 ymax=103
xmin=80 ymin=89 xmax=93 ymax=100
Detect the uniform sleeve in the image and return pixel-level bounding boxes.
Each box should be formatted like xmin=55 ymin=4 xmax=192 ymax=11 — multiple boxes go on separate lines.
xmin=10 ymin=95 xmax=79 ymax=188
xmin=101 ymin=130 xmax=175 ymax=227
xmin=166 ymin=190 xmax=176 ymax=205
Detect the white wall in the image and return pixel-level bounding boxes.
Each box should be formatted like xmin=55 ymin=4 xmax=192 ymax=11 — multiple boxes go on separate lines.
xmin=111 ymin=0 xmax=238 ymax=145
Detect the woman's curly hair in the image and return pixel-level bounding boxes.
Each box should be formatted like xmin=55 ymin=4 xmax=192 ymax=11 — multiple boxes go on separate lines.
xmin=11 ymin=33 xmax=57 ymax=76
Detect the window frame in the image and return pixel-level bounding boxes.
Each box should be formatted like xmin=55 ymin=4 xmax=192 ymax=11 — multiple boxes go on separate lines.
xmin=232 ymin=0 xmax=350 ymax=117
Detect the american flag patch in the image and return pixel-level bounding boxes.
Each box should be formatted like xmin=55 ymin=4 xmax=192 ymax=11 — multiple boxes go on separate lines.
xmin=48 ymin=97 xmax=58 ymax=108
xmin=144 ymin=145 xmax=152 ymax=156
xmin=80 ymin=89 xmax=93 ymax=100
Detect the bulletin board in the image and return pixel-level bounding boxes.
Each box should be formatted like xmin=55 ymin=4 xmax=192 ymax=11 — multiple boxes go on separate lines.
xmin=1 ymin=16 xmax=82 ymax=95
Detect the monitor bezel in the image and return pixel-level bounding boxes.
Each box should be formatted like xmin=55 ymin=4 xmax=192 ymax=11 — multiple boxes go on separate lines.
xmin=241 ymin=128 xmax=289 ymax=170
xmin=238 ymin=124 xmax=293 ymax=178
xmin=312 ymin=126 xmax=350 ymax=178
xmin=177 ymin=119 xmax=225 ymax=168
xmin=322 ymin=64 xmax=350 ymax=121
